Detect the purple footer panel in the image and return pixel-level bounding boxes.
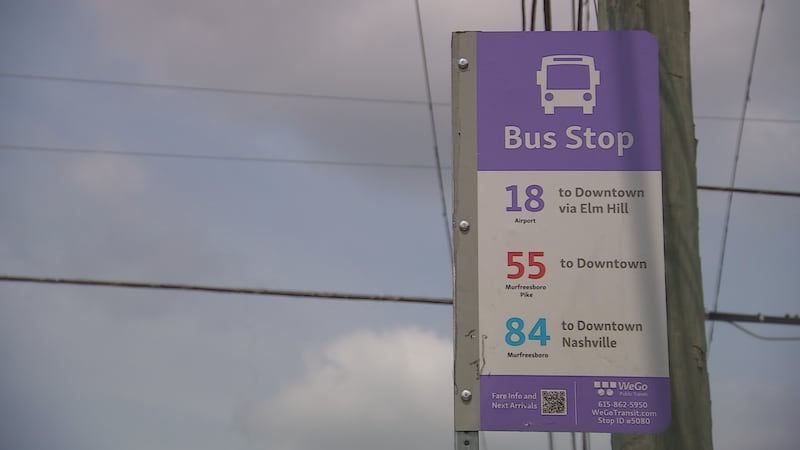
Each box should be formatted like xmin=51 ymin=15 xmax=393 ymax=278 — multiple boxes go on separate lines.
xmin=480 ymin=375 xmax=670 ymax=433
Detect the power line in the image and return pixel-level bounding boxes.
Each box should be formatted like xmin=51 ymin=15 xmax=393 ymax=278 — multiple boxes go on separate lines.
xmin=530 ymin=0 xmax=536 ymax=31
xmin=6 ymin=274 xmax=800 ymax=319
xmin=0 ymin=144 xmax=439 ymax=170
xmin=706 ymin=311 xmax=800 ymax=325
xmin=0 ymin=275 xmax=453 ymax=305
xmin=697 ymin=184 xmax=800 ymax=198
xmin=695 ymin=114 xmax=800 ymax=125
xmin=725 ymin=321 xmax=800 ymax=341
xmin=4 ymin=274 xmax=799 ymax=343
xmin=584 ymin=0 xmax=591 ymax=30
xmin=5 ymin=144 xmax=800 ymax=199
xmin=0 ymin=71 xmax=447 ymax=107
xmin=2 ymin=72 xmax=798 ymax=126
xmin=544 ymin=0 xmax=553 ymax=31
xmin=571 ymin=0 xmax=576 ymax=30
xmin=708 ymin=0 xmax=767 ymax=352
xmin=521 ymin=0 xmax=527 ymax=31
xmin=414 ymin=0 xmax=453 ymax=265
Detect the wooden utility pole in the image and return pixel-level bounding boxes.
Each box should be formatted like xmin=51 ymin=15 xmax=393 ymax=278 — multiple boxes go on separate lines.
xmin=598 ymin=1 xmax=714 ymax=449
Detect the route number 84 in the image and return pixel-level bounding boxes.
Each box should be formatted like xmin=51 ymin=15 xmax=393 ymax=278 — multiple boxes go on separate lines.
xmin=505 ymin=317 xmax=550 ymax=346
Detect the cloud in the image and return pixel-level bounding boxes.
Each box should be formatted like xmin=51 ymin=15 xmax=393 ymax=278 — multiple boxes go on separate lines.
xmin=237 ymin=327 xmax=452 ymax=450
xmin=712 ymin=380 xmax=800 ymax=450
xmin=79 ymin=0 xmax=427 ymax=101
xmin=70 ymin=153 xmax=150 ymax=197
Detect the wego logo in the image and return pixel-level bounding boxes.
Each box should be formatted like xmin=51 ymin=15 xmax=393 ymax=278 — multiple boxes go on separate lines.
xmin=593 ymin=381 xmax=617 ymax=396
xmin=618 ymin=381 xmax=649 ymax=391
xmin=536 ymin=55 xmax=601 ymax=115
xmin=594 ymin=380 xmax=650 ymax=397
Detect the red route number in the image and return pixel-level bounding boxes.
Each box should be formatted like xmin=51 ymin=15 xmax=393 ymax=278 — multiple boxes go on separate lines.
xmin=506 ymin=251 xmax=546 ymax=280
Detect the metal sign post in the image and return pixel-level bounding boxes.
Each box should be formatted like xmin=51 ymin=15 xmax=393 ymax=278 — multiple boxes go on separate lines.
xmin=453 ymin=31 xmax=670 ymax=442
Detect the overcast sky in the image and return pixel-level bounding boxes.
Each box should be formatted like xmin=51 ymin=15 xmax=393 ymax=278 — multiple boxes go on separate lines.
xmin=1 ymin=1 xmax=798 ymax=450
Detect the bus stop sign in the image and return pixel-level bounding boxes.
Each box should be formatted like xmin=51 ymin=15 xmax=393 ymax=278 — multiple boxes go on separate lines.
xmin=452 ymin=31 xmax=670 ymax=434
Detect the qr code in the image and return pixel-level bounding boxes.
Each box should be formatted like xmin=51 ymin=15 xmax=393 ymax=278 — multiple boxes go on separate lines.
xmin=540 ymin=389 xmax=567 ymax=415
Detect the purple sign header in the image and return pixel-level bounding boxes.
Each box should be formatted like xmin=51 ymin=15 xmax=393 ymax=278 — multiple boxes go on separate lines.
xmin=477 ymin=31 xmax=660 ymax=171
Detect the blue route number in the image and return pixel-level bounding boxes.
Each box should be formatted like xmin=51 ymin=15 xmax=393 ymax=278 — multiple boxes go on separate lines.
xmin=505 ymin=317 xmax=550 ymax=346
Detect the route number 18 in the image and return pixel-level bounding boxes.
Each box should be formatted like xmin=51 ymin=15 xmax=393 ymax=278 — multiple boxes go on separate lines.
xmin=506 ymin=184 xmax=544 ymax=212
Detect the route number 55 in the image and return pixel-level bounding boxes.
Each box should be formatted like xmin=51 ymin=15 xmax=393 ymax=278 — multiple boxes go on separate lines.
xmin=507 ymin=251 xmax=546 ymax=280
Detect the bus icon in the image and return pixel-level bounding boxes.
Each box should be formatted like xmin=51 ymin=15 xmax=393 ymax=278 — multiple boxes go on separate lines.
xmin=536 ymin=55 xmax=601 ymax=115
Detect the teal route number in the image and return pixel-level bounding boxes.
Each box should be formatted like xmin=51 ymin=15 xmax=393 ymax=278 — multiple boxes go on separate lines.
xmin=505 ymin=317 xmax=551 ymax=346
